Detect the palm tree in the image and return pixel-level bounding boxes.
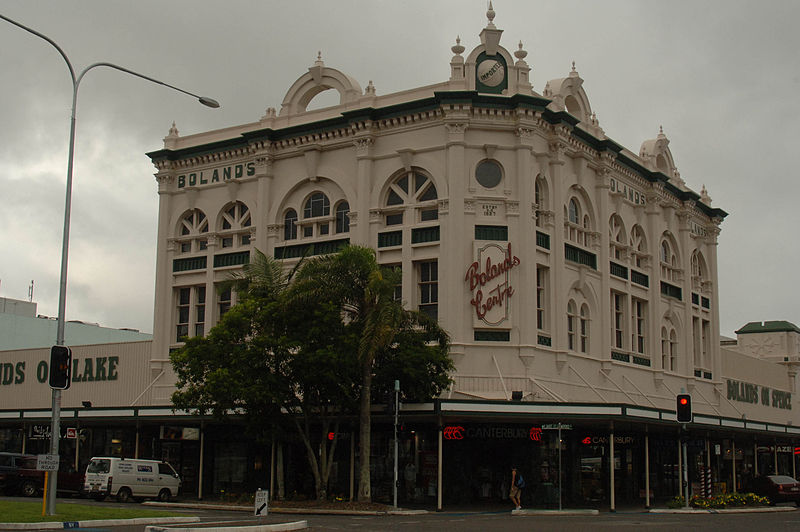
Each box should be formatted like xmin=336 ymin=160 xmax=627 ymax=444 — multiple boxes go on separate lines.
xmin=288 ymin=245 xmax=450 ymax=502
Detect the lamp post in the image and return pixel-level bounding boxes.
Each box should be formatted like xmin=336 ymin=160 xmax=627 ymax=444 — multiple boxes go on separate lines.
xmin=1 ymin=13 xmax=219 ymax=515
xmin=393 ymin=380 xmax=400 ymax=509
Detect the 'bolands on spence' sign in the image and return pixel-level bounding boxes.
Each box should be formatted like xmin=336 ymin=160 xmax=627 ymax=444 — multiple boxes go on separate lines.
xmin=465 ymin=243 xmax=521 ymax=325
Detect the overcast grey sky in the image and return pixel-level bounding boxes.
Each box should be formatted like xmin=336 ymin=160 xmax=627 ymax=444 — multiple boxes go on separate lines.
xmin=0 ymin=0 xmax=797 ymax=337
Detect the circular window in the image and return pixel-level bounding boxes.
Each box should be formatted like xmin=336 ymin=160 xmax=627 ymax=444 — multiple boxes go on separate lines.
xmin=475 ymin=160 xmax=502 ymax=189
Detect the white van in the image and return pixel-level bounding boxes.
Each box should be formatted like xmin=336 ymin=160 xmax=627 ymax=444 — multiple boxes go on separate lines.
xmin=83 ymin=457 xmax=181 ymax=502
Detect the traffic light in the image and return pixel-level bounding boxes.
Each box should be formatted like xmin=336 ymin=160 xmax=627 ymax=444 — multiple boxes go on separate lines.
xmin=49 ymin=345 xmax=72 ymax=390
xmin=676 ymin=394 xmax=692 ymax=423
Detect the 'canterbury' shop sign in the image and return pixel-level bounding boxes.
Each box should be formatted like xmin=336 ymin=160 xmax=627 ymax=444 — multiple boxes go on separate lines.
xmin=0 ymin=357 xmax=120 ymax=387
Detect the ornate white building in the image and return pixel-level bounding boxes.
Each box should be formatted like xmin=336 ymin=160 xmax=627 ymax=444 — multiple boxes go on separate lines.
xmin=1 ymin=5 xmax=796 ymax=509
xmin=147 ymin=7 xmax=728 ymax=410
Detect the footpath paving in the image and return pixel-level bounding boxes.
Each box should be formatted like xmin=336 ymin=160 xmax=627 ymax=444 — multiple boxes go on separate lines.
xmin=2 ymin=500 xmax=796 ymax=530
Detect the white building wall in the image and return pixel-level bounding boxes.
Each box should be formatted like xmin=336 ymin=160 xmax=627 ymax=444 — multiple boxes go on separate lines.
xmin=140 ymin=14 xmax=798 ymax=429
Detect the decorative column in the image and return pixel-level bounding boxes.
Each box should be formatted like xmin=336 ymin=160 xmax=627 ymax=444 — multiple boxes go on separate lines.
xmin=353 ymin=135 xmax=375 ymax=247
xmin=254 ymin=152 xmax=274 ymax=252
xmin=707 ymin=221 xmax=723 ymax=380
xmin=676 ymin=207 xmax=694 ymax=377
xmin=514 ymin=126 xmax=535 ymax=347
xmin=546 ymin=139 xmax=567 ymax=352
xmin=443 ymin=120 xmax=468 ymax=351
xmin=595 ymin=162 xmax=612 ymax=361
xmin=645 ymin=189 xmax=662 ymax=370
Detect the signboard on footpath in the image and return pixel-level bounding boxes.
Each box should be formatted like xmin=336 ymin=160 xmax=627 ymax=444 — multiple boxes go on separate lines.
xmin=254 ymin=489 xmax=268 ymax=516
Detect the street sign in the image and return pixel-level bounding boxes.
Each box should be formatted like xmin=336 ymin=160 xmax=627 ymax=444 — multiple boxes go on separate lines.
xmin=254 ymin=488 xmax=268 ymax=516
xmin=66 ymin=428 xmax=77 ymax=439
xmin=37 ymin=454 xmax=59 ymax=471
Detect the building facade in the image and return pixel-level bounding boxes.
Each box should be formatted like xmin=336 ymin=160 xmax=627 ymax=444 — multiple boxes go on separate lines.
xmin=2 ymin=7 xmax=798 ymax=509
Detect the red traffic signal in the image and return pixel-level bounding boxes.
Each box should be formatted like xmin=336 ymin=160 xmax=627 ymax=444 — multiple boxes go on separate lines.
xmin=676 ymin=394 xmax=692 ymax=423
xmin=49 ymin=345 xmax=72 ymax=390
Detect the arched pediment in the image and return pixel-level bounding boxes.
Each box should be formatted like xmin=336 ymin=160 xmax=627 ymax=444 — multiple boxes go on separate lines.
xmin=640 ymin=127 xmax=682 ymax=186
xmin=279 ymin=56 xmax=363 ymax=116
xmin=544 ymin=64 xmax=593 ymax=123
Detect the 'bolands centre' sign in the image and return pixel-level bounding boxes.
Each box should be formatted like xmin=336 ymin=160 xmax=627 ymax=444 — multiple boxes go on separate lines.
xmin=465 ymin=243 xmax=520 ymax=325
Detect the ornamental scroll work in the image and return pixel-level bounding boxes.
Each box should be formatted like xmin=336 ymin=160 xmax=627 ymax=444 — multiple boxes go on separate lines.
xmin=465 ymin=243 xmax=521 ymax=325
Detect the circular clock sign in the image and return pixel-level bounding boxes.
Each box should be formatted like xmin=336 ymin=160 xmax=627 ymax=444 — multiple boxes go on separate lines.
xmin=477 ymin=59 xmax=505 ymax=87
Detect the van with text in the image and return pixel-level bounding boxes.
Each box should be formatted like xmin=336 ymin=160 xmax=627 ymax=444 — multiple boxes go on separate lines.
xmin=83 ymin=457 xmax=181 ymax=502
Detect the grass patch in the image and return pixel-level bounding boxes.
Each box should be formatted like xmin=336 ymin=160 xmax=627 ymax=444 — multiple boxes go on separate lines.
xmin=0 ymin=500 xmax=188 ymax=524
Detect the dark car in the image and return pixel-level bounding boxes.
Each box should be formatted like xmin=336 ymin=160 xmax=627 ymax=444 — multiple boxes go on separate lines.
xmin=0 ymin=452 xmax=34 ymax=495
xmin=752 ymin=475 xmax=800 ymax=505
xmin=15 ymin=457 xmax=85 ymax=497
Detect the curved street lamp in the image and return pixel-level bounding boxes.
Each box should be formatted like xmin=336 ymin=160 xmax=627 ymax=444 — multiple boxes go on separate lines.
xmin=0 ymin=12 xmax=220 ymax=515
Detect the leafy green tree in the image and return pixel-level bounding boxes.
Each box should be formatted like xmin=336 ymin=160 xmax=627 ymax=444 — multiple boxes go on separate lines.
xmin=171 ymin=250 xmax=359 ymax=501
xmin=288 ymin=245 xmax=452 ymax=502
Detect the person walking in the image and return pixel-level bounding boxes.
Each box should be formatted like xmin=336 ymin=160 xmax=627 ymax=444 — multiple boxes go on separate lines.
xmin=509 ymin=466 xmax=524 ymax=510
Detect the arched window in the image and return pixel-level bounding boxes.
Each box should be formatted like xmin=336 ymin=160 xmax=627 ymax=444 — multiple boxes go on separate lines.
xmin=335 ymin=201 xmax=350 ymax=234
xmin=301 ymin=192 xmax=331 ymax=237
xmin=568 ymin=198 xmax=579 ymax=224
xmin=219 ymin=202 xmax=252 ymax=248
xmin=304 ymin=192 xmax=330 ymax=219
xmin=179 ymin=209 xmax=208 ymax=236
xmin=221 ymin=202 xmax=251 ymax=230
xmin=567 ymin=300 xmax=577 ymax=351
xmin=284 ymin=209 xmax=298 ymax=241
xmin=565 ymin=194 xmax=593 ymax=247
xmin=384 ymin=170 xmax=438 ymax=226
xmin=630 ymin=225 xmax=647 ymax=268
xmin=669 ymin=329 xmax=678 ymax=371
xmin=609 ymin=215 xmax=626 ymax=260
xmin=660 ymin=236 xmax=680 ymax=282
xmin=176 ymin=209 xmax=208 ymax=253
xmin=580 ymin=305 xmax=590 ymax=353
xmin=661 ymin=324 xmax=678 ymax=371
xmin=534 ymin=175 xmax=549 ymax=228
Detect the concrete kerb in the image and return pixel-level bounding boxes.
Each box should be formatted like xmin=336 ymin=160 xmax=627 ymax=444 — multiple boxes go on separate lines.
xmin=650 ymin=506 xmax=798 ymax=514
xmin=512 ymin=509 xmax=599 ymax=516
xmin=143 ymin=501 xmax=430 ymax=516
xmin=146 ymin=521 xmax=308 ymax=532
xmin=0 ymin=516 xmax=201 ymax=530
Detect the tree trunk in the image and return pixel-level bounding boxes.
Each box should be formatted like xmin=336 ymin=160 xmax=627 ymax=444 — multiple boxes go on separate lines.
xmin=358 ymin=363 xmax=372 ymax=502
xmin=277 ymin=443 xmax=285 ymax=500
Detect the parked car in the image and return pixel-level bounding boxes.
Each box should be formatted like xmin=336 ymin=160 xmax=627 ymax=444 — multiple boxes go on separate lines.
xmin=15 ymin=457 xmax=85 ymax=497
xmin=84 ymin=457 xmax=181 ymax=502
xmin=752 ymin=475 xmax=800 ymax=505
xmin=0 ymin=452 xmax=33 ymax=495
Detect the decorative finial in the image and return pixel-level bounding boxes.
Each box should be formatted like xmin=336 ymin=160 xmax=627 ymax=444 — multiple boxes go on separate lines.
xmin=514 ymin=41 xmax=528 ymax=60
xmin=572 ymin=61 xmax=576 ymax=72
xmin=365 ymin=80 xmax=376 ymax=96
xmin=317 ymin=51 xmax=322 ymax=61
xmin=659 ymin=125 xmax=664 ymax=135
xmin=543 ymin=81 xmax=552 ymax=97
xmin=486 ymin=1 xmax=496 ymax=27
xmin=591 ymin=112 xmax=597 ymax=125
xmin=260 ymin=107 xmax=277 ymax=121
xmin=452 ymin=35 xmax=465 ymax=55
xmin=167 ymin=121 xmax=179 ymax=137
xmin=700 ymin=184 xmax=711 ymax=204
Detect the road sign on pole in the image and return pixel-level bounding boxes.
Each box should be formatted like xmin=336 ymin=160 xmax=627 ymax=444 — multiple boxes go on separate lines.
xmin=254 ymin=488 xmax=268 ymax=516
xmin=37 ymin=454 xmax=60 ymax=471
